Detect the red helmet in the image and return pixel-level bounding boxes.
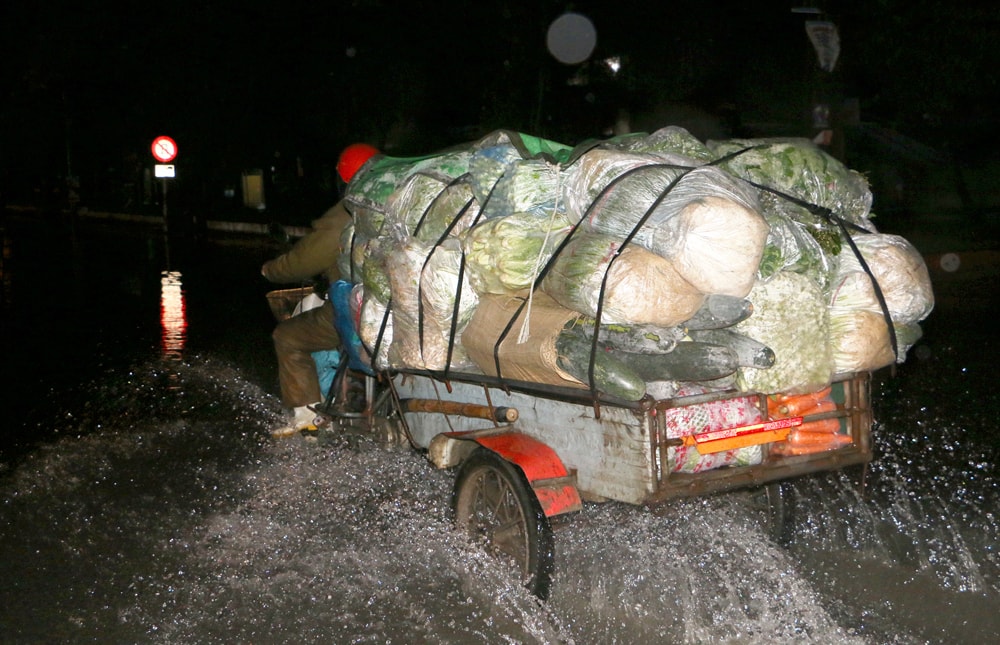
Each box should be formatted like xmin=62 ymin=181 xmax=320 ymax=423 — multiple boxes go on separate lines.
xmin=336 ymin=143 xmax=379 ymax=183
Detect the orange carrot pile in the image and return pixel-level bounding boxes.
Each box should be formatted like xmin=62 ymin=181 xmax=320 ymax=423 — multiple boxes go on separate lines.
xmin=768 ymin=387 xmax=852 ymax=456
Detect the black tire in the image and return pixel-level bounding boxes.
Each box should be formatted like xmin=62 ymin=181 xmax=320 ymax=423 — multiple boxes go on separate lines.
xmin=452 ymin=448 xmax=555 ymax=600
xmin=751 ymin=481 xmax=795 ymax=546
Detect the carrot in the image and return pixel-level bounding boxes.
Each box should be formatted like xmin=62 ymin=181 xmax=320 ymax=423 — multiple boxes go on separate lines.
xmin=772 ymin=432 xmax=851 ymax=456
xmin=768 ymin=386 xmax=833 ymax=417
xmin=772 ymin=386 xmax=832 ymax=405
xmin=786 ymin=397 xmax=839 ymax=418
xmin=787 ymin=429 xmax=852 ymax=447
xmin=772 ymin=443 xmax=828 ymax=456
xmin=796 ymin=417 xmax=842 ymax=434
xmin=769 ymin=389 xmax=838 ymax=418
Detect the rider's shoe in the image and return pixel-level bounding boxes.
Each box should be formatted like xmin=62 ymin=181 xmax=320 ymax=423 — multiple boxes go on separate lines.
xmin=271 ymin=403 xmax=322 ymax=438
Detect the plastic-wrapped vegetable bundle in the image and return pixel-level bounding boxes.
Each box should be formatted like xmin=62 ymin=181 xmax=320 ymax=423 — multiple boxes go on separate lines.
xmin=384 ymin=236 xmax=438 ymax=369
xmin=358 ymin=237 xmax=392 ymax=304
xmin=462 ymin=292 xmax=591 ymax=390
xmin=358 ymin=289 xmax=393 ymax=370
xmin=621 ymin=125 xmax=715 ymax=163
xmin=541 ymin=232 xmax=704 ymax=326
xmin=827 ymin=311 xmax=924 ymax=372
xmin=420 ymin=238 xmax=479 ymax=370
xmin=345 ymin=151 xmax=473 ymax=237
xmin=461 ymin=210 xmax=574 ymax=295
xmin=563 ymin=148 xmax=688 ymax=224
xmin=825 ymin=232 xmax=933 ymax=371
xmin=572 ymin=150 xmax=768 ymax=297
xmin=735 ymin=271 xmax=833 ymax=394
xmin=479 ymin=157 xmax=564 ymax=220
xmin=757 ymin=210 xmax=836 ymax=288
xmin=467 ymin=144 xmax=522 ymax=206
xmin=708 ymin=138 xmax=875 ymax=229
xmin=383 ymin=173 xmax=481 ymax=241
xmin=828 ymin=309 xmax=894 ymax=373
xmin=832 ymin=233 xmax=934 ymax=325
xmin=657 ymin=193 xmax=769 ymax=297
xmin=380 ymin=234 xmax=478 ymax=371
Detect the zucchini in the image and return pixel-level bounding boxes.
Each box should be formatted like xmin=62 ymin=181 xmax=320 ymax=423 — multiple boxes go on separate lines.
xmin=621 ymin=342 xmax=738 ymax=382
xmin=554 ymin=332 xmax=647 ymax=401
xmin=682 ymin=295 xmax=754 ymax=330
xmin=688 ymin=329 xmax=776 ymax=368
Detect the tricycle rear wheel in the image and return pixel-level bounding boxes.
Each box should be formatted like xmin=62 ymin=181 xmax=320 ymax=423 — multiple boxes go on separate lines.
xmin=751 ymin=481 xmax=795 ymax=546
xmin=452 ymin=448 xmax=554 ymax=599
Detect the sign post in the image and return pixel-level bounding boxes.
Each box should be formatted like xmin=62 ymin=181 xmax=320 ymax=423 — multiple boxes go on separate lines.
xmin=151 ymin=136 xmax=177 ymax=232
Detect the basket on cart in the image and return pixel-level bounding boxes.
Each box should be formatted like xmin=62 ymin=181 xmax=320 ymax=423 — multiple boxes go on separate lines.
xmin=266 ymin=287 xmax=317 ymax=322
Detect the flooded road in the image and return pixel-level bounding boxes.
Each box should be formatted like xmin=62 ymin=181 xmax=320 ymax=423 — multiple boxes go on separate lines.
xmin=1 ymin=212 xmax=998 ymax=643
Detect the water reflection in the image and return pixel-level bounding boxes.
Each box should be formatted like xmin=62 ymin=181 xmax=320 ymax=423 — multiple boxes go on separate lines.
xmin=160 ymin=270 xmax=187 ymax=361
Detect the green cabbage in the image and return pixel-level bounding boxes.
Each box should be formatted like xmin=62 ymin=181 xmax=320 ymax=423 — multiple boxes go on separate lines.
xmin=461 ymin=210 xmax=573 ymax=295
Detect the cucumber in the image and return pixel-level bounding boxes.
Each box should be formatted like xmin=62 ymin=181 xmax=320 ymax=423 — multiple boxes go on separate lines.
xmin=620 ymin=342 xmax=739 ymax=382
xmin=555 ymin=332 xmax=647 ymax=401
xmin=563 ymin=318 xmax=683 ymax=355
xmin=688 ymin=329 xmax=776 ymax=368
xmin=681 ymin=295 xmax=754 ymax=330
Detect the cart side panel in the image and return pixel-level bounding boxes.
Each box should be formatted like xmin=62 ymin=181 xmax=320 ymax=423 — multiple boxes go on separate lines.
xmin=393 ymin=375 xmax=658 ymax=505
xmin=649 ymin=372 xmax=874 ymax=501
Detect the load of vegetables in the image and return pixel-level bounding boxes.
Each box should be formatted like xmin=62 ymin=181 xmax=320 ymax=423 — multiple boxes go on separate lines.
xmin=340 ymin=127 xmax=934 ymax=404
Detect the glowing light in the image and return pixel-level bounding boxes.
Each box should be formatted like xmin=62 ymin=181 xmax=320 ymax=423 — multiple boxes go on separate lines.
xmin=940 ymin=252 xmax=961 ymax=272
xmin=547 ymin=12 xmax=597 ymax=65
xmin=160 ymin=270 xmax=187 ymax=361
xmin=604 ymin=56 xmax=621 ymax=75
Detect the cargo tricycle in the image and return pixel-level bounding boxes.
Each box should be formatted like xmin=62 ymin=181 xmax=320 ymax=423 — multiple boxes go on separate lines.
xmin=270 ymin=286 xmax=874 ymax=600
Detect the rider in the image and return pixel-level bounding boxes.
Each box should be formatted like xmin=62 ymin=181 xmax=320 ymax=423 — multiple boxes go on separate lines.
xmin=262 ymin=143 xmax=380 ymax=437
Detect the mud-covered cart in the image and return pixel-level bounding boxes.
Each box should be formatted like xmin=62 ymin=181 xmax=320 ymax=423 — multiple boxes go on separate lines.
xmin=331 ymin=363 xmax=873 ymax=600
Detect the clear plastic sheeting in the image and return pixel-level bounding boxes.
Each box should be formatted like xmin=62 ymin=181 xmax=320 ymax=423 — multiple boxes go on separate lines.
xmin=384 ymin=173 xmax=480 ymax=241
xmin=573 ymin=155 xmax=767 ymax=297
xmin=620 ymin=124 xmax=716 ymax=163
xmin=833 ymin=233 xmax=935 ymax=325
xmin=386 ymin=236 xmax=477 ymax=371
xmin=709 ymin=137 xmax=875 ymax=228
xmin=757 ymin=210 xmax=835 ymax=288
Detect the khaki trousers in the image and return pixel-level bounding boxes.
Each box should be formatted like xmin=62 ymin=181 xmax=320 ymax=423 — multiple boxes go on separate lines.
xmin=272 ymin=300 xmax=341 ymax=407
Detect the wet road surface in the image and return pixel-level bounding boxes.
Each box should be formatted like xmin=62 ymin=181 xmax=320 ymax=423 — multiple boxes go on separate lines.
xmin=1 ymin=211 xmax=998 ymax=643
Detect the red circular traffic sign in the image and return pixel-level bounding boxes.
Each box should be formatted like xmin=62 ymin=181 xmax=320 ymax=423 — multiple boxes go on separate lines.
xmin=151 ymin=136 xmax=177 ymax=163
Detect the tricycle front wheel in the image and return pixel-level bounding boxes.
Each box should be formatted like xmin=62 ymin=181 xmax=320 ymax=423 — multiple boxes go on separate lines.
xmin=452 ymin=448 xmax=554 ymax=599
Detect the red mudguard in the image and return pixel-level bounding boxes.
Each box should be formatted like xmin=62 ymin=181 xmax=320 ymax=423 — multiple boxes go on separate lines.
xmin=470 ymin=432 xmax=583 ymax=517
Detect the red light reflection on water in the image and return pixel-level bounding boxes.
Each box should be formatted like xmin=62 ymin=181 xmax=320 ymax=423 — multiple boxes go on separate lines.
xmin=160 ymin=270 xmax=187 ymax=360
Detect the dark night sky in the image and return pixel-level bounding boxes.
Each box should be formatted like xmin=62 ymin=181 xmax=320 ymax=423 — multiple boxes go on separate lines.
xmin=2 ymin=0 xmax=997 ymax=208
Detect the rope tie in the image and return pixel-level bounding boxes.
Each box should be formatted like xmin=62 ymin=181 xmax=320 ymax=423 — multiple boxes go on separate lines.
xmin=518 ymin=161 xmax=562 ymax=344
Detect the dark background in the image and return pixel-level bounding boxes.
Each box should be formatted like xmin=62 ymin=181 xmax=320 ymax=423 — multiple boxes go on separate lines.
xmin=2 ymin=0 xmax=998 ymax=225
